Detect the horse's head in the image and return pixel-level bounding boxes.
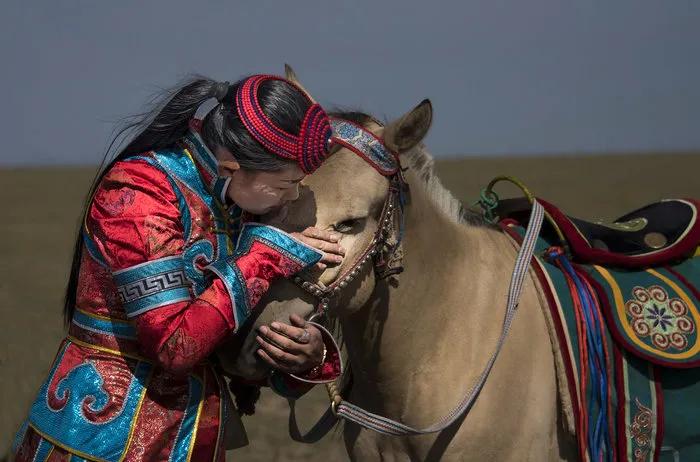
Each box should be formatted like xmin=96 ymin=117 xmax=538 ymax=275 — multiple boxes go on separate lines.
xmin=217 ymin=67 xmax=432 ymax=379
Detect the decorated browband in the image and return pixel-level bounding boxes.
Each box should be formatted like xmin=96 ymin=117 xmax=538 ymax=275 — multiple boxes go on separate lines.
xmin=329 ymin=118 xmax=399 ymax=177
xmin=236 ymin=74 xmax=333 ymax=174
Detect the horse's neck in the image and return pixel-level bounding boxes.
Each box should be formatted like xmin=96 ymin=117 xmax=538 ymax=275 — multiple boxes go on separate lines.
xmin=340 ymin=171 xmax=569 ymax=459
xmin=341 ymin=174 xmax=535 ymax=422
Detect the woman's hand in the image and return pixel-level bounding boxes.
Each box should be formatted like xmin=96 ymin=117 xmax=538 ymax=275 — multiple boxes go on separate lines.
xmin=291 ymin=227 xmax=344 ymax=270
xmin=256 ymin=314 xmax=325 ymax=374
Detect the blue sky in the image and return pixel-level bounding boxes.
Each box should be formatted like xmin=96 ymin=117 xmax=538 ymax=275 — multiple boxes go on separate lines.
xmin=1 ymin=1 xmax=699 ymax=165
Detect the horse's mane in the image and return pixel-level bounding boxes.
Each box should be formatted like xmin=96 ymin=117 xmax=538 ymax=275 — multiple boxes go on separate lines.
xmin=330 ymin=110 xmax=488 ymax=227
xmin=403 ymin=144 xmax=488 ymax=226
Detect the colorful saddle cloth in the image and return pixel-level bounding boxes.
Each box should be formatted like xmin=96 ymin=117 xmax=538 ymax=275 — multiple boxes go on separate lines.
xmin=501 ymin=198 xmax=700 ymax=462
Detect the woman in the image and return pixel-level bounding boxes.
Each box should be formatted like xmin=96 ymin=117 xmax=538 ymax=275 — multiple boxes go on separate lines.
xmin=13 ymin=74 xmax=343 ymax=461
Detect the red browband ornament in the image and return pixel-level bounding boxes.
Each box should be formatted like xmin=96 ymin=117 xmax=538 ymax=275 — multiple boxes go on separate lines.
xmin=235 ymin=74 xmax=333 ymax=174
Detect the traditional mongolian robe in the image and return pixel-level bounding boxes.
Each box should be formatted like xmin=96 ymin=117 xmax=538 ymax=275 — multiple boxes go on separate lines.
xmin=13 ymin=130 xmax=340 ymax=462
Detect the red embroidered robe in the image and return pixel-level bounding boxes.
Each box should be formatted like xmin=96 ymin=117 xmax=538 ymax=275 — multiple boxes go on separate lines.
xmin=13 ymin=131 xmax=340 ymax=462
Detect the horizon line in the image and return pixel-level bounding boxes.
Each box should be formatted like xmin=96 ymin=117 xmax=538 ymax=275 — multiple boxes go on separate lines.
xmin=1 ymin=149 xmax=698 ymax=169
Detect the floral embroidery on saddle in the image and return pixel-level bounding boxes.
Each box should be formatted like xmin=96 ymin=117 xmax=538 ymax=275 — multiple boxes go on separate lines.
xmin=626 ymin=285 xmax=695 ymax=352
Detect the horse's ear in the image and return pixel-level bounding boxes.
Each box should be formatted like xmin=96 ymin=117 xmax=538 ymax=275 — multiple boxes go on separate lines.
xmin=284 ymin=63 xmax=317 ymax=103
xmin=383 ymin=99 xmax=433 ymax=154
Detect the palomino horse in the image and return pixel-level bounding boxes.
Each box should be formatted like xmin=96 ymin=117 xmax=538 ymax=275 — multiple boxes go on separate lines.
xmin=218 ymin=72 xmax=579 ymax=461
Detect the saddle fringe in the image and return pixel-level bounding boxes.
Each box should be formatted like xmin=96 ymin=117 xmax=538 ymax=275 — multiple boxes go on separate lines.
xmin=503 ymin=232 xmax=577 ymax=436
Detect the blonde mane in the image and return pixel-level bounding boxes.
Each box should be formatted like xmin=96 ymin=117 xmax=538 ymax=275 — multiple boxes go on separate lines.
xmin=403 ymin=143 xmax=486 ymax=226
xmin=328 ymin=109 xmax=486 ymax=226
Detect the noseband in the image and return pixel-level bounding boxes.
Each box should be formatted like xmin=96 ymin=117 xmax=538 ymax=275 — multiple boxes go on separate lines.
xmin=292 ymin=118 xmax=407 ymax=321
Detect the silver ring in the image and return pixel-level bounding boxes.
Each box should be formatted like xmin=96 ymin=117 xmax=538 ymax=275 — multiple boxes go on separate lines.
xmin=298 ymin=329 xmax=310 ymax=344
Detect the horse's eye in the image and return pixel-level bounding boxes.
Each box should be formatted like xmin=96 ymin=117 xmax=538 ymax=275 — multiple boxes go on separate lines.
xmin=333 ymin=218 xmax=362 ymax=234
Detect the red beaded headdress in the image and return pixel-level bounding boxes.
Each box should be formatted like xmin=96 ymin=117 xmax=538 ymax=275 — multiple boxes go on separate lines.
xmin=235 ymin=74 xmax=333 ymax=174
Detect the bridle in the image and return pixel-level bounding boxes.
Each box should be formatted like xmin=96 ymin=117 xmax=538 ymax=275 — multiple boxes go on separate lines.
xmin=292 ymin=118 xmax=408 ymax=322
xmin=293 ymin=177 xmax=406 ymax=319
xmin=285 ymin=117 xmax=547 ymax=441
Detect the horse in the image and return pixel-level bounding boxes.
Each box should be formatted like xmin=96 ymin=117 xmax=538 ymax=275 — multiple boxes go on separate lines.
xmin=217 ymin=71 xmax=579 ymax=461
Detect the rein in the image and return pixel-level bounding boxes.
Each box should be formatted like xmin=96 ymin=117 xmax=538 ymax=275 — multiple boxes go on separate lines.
xmin=288 ymin=118 xmax=546 ymax=440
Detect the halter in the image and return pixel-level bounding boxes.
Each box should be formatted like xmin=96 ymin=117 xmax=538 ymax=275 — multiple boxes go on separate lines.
xmin=292 ymin=118 xmax=407 ymax=321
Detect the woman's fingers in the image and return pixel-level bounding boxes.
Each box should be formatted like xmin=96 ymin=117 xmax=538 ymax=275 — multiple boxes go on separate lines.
xmin=301 ymin=236 xmax=344 ymax=257
xmin=293 ymin=232 xmax=344 ymax=265
xmin=315 ymin=240 xmax=345 ymax=257
xmin=256 ymin=335 xmax=302 ymax=372
xmin=302 ymin=227 xmax=340 ymax=243
xmin=302 ymin=228 xmax=344 ymax=255
xmin=291 ymin=227 xmax=345 ymax=266
xmin=256 ymin=317 xmax=325 ymax=373
xmin=257 ymin=349 xmax=295 ymax=374
xmin=256 ymin=348 xmax=281 ymax=369
xmin=319 ymin=253 xmax=342 ymax=265
xmin=258 ymin=325 xmax=307 ymax=355
xmin=269 ymin=320 xmax=308 ymax=344
xmin=289 ymin=313 xmax=306 ymax=328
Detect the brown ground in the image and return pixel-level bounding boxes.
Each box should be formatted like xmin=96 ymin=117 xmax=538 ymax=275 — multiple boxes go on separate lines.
xmin=1 ymin=153 xmax=698 ymax=461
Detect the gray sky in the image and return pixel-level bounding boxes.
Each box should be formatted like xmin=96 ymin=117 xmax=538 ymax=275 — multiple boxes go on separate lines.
xmin=2 ymin=1 xmax=699 ymax=166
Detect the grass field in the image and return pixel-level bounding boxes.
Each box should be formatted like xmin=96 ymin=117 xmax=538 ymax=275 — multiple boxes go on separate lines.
xmin=1 ymin=153 xmax=698 ymax=461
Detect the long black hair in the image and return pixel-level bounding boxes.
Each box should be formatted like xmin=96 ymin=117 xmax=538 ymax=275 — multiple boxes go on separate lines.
xmin=63 ymin=75 xmax=313 ymax=324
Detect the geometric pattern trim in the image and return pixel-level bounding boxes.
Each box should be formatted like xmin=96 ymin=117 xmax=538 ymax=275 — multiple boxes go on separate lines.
xmin=112 ymin=255 xmax=191 ymax=317
xmin=117 ymin=270 xmax=188 ymax=304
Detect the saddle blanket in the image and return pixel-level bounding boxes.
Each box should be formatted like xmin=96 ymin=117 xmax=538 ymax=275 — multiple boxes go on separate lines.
xmin=502 ymin=219 xmax=700 ymax=462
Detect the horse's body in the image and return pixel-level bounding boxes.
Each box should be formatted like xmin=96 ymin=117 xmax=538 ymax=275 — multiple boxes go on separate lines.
xmin=219 ymin=98 xmax=578 ymax=460
xmin=302 ymin=147 xmax=574 ymax=461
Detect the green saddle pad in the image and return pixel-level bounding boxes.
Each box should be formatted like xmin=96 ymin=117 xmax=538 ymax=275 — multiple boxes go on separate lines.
xmin=587 ymin=259 xmax=700 ymax=368
xmin=502 ymin=221 xmax=700 ymax=462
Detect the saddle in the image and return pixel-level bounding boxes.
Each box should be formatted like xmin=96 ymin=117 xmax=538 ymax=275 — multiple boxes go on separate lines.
xmin=495 ymin=197 xmax=700 ymax=268
xmin=496 ymin=194 xmax=700 ymax=462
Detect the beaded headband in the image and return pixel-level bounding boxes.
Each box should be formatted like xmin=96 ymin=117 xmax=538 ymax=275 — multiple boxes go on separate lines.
xmin=235 ymin=74 xmax=333 ymax=174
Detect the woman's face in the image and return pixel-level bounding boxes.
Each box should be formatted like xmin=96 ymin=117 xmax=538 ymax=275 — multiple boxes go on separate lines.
xmin=227 ymin=165 xmax=304 ymax=215
xmin=215 ymin=146 xmax=305 ymax=215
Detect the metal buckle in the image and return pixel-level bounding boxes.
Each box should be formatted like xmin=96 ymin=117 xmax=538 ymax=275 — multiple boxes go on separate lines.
xmin=331 ymin=398 xmax=341 ymax=416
